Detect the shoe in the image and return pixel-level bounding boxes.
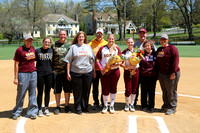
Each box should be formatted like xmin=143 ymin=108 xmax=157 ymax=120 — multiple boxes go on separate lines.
xmin=77 ymin=110 xmax=82 ymax=115
xmin=12 ymin=115 xmax=19 ymax=120
xmin=124 ymin=104 xmax=129 ymax=112
xmin=44 ymin=108 xmax=50 ymax=116
xmin=142 ymin=107 xmax=148 ymax=112
xmin=160 ymin=107 xmax=167 ymax=112
xmin=109 ymin=106 xmax=115 ymax=114
xmin=65 ymin=106 xmax=71 ymax=113
xmin=54 ymin=106 xmax=61 ymax=115
xmin=149 ymin=108 xmax=155 ymax=113
xmin=29 ymin=114 xmax=37 ymax=119
xmin=92 ymin=104 xmax=99 ymax=110
xmin=83 ymin=109 xmax=89 ymax=113
xmin=38 ymin=109 xmax=43 ymax=117
xmin=165 ymin=109 xmax=176 ymax=115
xmin=101 ymin=106 xmax=108 ymax=114
xmin=129 ymin=105 xmax=135 ymax=112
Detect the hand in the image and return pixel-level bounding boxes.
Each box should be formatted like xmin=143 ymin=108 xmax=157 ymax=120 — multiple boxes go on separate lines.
xmin=101 ymin=69 xmax=106 ymax=75
xmin=13 ymin=78 xmax=18 ymax=85
xmin=67 ymin=74 xmax=71 ymax=81
xmin=170 ymin=73 xmax=176 ymax=80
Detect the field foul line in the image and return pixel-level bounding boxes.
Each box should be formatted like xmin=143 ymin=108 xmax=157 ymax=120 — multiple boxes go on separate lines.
xmin=129 ymin=115 xmax=169 ymax=133
xmin=16 ymin=92 xmax=200 ymax=133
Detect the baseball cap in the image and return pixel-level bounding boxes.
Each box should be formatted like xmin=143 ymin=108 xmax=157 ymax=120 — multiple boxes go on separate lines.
xmin=96 ymin=28 xmax=104 ymax=34
xmin=24 ymin=34 xmax=33 ymax=40
xmin=139 ymin=28 xmax=147 ymax=33
xmin=160 ymin=34 xmax=169 ymax=40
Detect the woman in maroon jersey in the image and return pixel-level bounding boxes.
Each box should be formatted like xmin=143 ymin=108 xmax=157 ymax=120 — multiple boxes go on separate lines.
xmin=156 ymin=34 xmax=180 ymax=115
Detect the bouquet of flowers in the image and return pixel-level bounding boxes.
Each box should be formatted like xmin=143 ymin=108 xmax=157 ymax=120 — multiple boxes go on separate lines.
xmin=104 ymin=55 xmax=125 ymax=72
xmin=129 ymin=49 xmax=144 ymax=75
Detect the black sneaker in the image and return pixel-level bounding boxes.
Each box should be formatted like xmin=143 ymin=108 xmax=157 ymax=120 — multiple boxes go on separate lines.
xmin=92 ymin=104 xmax=99 ymax=110
xmin=77 ymin=110 xmax=82 ymax=115
xmin=65 ymin=106 xmax=71 ymax=113
xmin=54 ymin=106 xmax=61 ymax=115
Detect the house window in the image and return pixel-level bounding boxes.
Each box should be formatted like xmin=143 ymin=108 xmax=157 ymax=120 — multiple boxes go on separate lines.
xmin=71 ymin=24 xmax=73 ymax=27
xmin=71 ymin=31 xmax=73 ymax=35
xmin=75 ymin=24 xmax=77 ymax=27
xmin=53 ymin=24 xmax=55 ymax=27
xmin=35 ymin=31 xmax=37 ymax=34
xmin=89 ymin=29 xmax=91 ymax=32
xmin=53 ymin=30 xmax=56 ymax=34
xmin=48 ymin=30 xmax=50 ymax=34
xmin=48 ymin=24 xmax=50 ymax=27
xmin=75 ymin=31 xmax=77 ymax=34
xmin=88 ymin=23 xmax=90 ymax=26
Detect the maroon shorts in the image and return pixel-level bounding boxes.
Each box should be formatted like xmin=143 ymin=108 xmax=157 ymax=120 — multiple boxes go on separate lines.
xmin=101 ymin=68 xmax=120 ymax=95
xmin=123 ymin=69 xmax=139 ymax=97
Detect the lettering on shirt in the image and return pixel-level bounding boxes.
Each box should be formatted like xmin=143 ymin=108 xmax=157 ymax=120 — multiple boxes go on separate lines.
xmin=78 ymin=51 xmax=89 ymax=56
xmin=157 ymin=51 xmax=164 ymax=57
xmin=103 ymin=54 xmax=112 ymax=58
xmin=38 ymin=53 xmax=53 ymax=60
xmin=25 ymin=52 xmax=35 ymax=60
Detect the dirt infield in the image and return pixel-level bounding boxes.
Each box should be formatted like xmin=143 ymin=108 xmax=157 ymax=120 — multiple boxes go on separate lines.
xmin=0 ymin=58 xmax=200 ymax=133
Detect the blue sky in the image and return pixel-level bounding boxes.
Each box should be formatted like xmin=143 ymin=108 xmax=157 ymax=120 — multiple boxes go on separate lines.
xmin=0 ymin=0 xmax=85 ymax=4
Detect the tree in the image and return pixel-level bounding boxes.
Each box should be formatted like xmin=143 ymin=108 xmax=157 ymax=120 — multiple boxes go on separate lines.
xmin=169 ymin=0 xmax=195 ymax=40
xmin=83 ymin=0 xmax=101 ymax=34
xmin=0 ymin=1 xmax=24 ymax=43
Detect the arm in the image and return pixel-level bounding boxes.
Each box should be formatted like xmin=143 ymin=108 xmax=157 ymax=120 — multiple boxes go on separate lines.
xmin=67 ymin=63 xmax=71 ymax=81
xmin=13 ymin=61 xmax=19 ymax=85
xmin=96 ymin=59 xmax=106 ymax=75
xmin=170 ymin=46 xmax=179 ymax=80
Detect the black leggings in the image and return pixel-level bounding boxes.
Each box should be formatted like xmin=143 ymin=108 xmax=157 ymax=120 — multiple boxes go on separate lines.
xmin=37 ymin=74 xmax=52 ymax=109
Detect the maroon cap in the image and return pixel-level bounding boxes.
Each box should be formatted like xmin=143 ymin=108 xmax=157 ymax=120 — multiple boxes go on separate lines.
xmin=139 ymin=28 xmax=147 ymax=33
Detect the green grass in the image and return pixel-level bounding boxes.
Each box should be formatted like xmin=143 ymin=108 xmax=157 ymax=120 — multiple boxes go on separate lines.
xmin=0 ymin=43 xmax=200 ymax=60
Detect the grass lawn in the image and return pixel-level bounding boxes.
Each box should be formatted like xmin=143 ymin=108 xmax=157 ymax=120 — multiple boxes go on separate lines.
xmin=0 ymin=44 xmax=200 ymax=60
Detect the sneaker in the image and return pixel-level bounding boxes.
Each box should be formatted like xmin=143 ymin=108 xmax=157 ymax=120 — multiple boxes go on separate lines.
xmin=129 ymin=105 xmax=135 ymax=112
xmin=165 ymin=109 xmax=176 ymax=115
xmin=44 ymin=108 xmax=50 ymax=116
xmin=12 ymin=115 xmax=19 ymax=120
xmin=101 ymin=106 xmax=108 ymax=114
xmin=38 ymin=109 xmax=43 ymax=117
xmin=124 ymin=104 xmax=129 ymax=112
xmin=142 ymin=107 xmax=148 ymax=112
xmin=92 ymin=104 xmax=99 ymax=110
xmin=29 ymin=114 xmax=37 ymax=119
xmin=65 ymin=106 xmax=71 ymax=113
xmin=149 ymin=108 xmax=155 ymax=113
xmin=54 ymin=106 xmax=61 ymax=115
xmin=109 ymin=106 xmax=115 ymax=114
xmin=77 ymin=110 xmax=82 ymax=115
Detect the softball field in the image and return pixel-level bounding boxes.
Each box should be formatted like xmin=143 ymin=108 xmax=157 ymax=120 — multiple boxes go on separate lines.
xmin=0 ymin=58 xmax=200 ymax=133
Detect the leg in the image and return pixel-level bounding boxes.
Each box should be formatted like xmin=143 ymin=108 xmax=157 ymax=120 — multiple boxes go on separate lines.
xmin=140 ymin=76 xmax=148 ymax=108
xmin=44 ymin=74 xmax=52 ymax=108
xmin=82 ymin=71 xmax=93 ymax=111
xmin=158 ymin=73 xmax=168 ymax=109
xmin=12 ymin=73 xmax=29 ymax=117
xmin=37 ymin=75 xmax=44 ymax=110
xmin=27 ymin=71 xmax=38 ymax=116
xmin=71 ymin=72 xmax=82 ymax=112
xmin=148 ymin=77 xmax=157 ymax=109
xmin=92 ymin=71 xmax=101 ymax=106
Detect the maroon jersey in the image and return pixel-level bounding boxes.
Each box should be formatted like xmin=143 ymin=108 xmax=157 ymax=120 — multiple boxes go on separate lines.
xmin=140 ymin=50 xmax=157 ymax=77
xmin=13 ymin=45 xmax=36 ymax=72
xmin=156 ymin=44 xmax=180 ymax=75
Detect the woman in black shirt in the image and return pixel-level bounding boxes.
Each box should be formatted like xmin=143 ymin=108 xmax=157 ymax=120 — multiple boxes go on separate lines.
xmin=35 ymin=37 xmax=53 ymax=117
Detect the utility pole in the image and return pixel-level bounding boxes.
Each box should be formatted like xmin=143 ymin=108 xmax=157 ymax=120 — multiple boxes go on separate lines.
xmin=123 ymin=0 xmax=126 ymax=40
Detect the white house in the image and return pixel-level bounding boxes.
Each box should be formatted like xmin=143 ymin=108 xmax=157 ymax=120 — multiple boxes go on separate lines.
xmin=84 ymin=12 xmax=137 ymax=35
xmin=42 ymin=14 xmax=79 ymax=37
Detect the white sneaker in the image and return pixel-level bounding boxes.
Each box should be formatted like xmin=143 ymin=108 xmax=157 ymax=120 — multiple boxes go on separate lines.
xmin=44 ymin=108 xmax=50 ymax=116
xmin=38 ymin=109 xmax=43 ymax=117
xmin=129 ymin=105 xmax=135 ymax=112
xmin=109 ymin=106 xmax=115 ymax=114
xmin=124 ymin=104 xmax=129 ymax=112
xmin=101 ymin=106 xmax=108 ymax=114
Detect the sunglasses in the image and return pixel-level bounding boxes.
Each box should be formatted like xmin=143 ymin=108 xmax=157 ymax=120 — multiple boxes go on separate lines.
xmin=96 ymin=33 xmax=103 ymax=36
xmin=44 ymin=41 xmax=51 ymax=44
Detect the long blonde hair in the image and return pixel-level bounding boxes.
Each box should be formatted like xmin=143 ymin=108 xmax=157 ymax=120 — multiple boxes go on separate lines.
xmin=71 ymin=31 xmax=88 ymax=45
xmin=107 ymin=34 xmax=117 ymax=54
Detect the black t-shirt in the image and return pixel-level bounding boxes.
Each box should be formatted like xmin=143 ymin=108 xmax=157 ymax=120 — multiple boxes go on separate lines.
xmin=35 ymin=47 xmax=53 ymax=76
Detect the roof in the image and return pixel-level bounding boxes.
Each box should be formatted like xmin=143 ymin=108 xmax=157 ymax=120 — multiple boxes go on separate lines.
xmin=42 ymin=14 xmax=78 ymax=24
xmin=88 ymin=12 xmax=117 ymax=22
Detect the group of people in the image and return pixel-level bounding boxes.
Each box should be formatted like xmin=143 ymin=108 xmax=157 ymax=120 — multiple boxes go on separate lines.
xmin=12 ymin=28 xmax=180 ymax=120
